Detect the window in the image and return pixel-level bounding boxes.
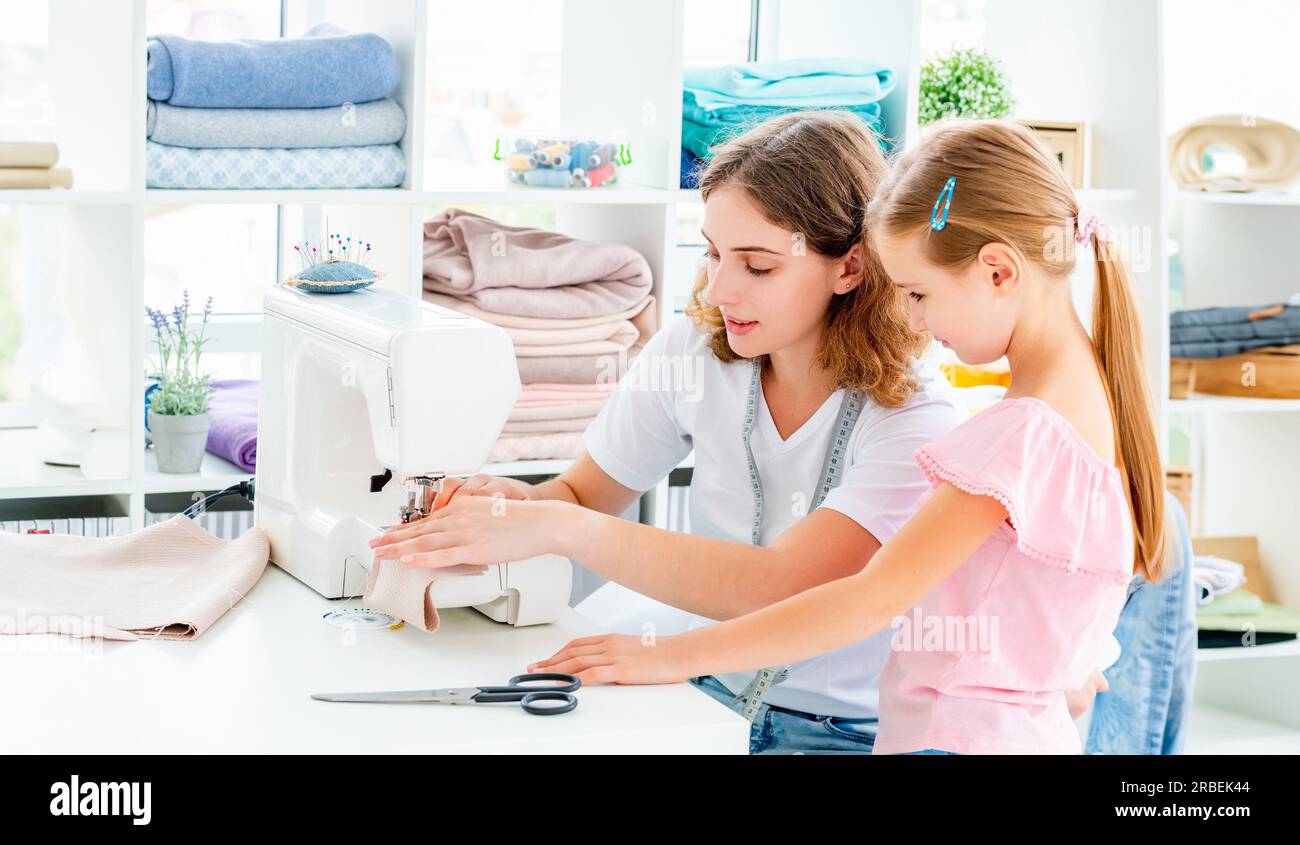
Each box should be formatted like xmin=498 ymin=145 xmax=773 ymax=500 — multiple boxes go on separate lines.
xmin=0 ymin=208 xmax=27 ymax=406
xmin=920 ymin=0 xmax=989 ymax=57
xmin=144 ymin=206 xmax=279 ymax=316
xmin=146 ymin=0 xmax=281 ymax=40
xmin=676 ymin=0 xmax=757 ymax=248
xmin=424 ymin=0 xmax=564 ymax=189
xmin=0 ymin=3 xmax=52 ymax=141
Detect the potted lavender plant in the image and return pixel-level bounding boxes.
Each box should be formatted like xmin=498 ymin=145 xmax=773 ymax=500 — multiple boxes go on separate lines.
xmin=146 ymin=292 xmax=214 ymax=473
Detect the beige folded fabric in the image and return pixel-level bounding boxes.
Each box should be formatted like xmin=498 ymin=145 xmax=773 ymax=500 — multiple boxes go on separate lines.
xmin=1169 ymin=115 xmax=1300 ymax=191
xmin=423 ymin=292 xmax=658 ymax=354
xmin=516 ymin=346 xmax=641 ymax=384
xmin=512 ymin=332 xmax=640 ymax=358
xmin=422 ymin=208 xmax=653 ymax=318
xmin=363 ymin=555 xmax=487 ymax=633
xmin=0 ymin=516 xmax=268 ymax=640
xmin=0 ymin=142 xmax=59 ymax=168
xmin=424 ymin=291 xmax=656 ymax=331
xmin=515 ymin=383 xmax=616 ymax=406
xmin=507 ymin=399 xmax=610 ymax=422
xmin=0 ymin=167 xmax=74 ymax=189
xmin=501 ymin=416 xmax=595 ymax=434
xmin=487 ymin=431 xmax=587 ymax=463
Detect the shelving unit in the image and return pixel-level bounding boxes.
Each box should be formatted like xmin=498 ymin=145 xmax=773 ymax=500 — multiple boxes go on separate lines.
xmin=0 ymin=0 xmax=699 ymax=527
xmin=1162 ymin=0 xmax=1300 ymax=743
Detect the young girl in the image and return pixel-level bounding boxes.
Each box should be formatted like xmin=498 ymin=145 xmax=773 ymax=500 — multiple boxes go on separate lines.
xmin=370 ymin=110 xmax=964 ymax=754
xmin=529 ymin=119 xmax=1167 ymax=755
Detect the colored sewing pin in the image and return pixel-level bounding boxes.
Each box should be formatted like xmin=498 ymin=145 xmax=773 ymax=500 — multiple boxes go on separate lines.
xmin=930 ymin=177 xmax=956 ymax=231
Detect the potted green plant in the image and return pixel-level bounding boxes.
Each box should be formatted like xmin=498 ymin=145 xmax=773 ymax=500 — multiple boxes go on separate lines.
xmin=146 ymin=291 xmax=214 ymax=473
xmin=918 ymin=47 xmax=1015 ymax=125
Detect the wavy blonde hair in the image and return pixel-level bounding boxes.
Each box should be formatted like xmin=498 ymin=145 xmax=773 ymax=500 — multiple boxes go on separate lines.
xmin=867 ymin=120 xmax=1165 ymax=581
xmin=683 ymin=110 xmax=924 ymax=408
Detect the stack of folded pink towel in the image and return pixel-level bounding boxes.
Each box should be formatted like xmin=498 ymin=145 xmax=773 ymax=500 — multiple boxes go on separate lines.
xmin=422 ymin=209 xmax=657 ymax=461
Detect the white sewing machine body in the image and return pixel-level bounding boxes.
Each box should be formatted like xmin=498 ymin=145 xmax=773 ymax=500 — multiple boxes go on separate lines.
xmin=254 ymin=285 xmax=571 ymax=626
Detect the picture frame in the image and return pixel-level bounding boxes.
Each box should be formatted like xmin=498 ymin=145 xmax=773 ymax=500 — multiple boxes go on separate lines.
xmin=1019 ymin=120 xmax=1090 ymax=188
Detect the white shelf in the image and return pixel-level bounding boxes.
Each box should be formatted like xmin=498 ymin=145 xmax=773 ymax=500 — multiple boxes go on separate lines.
xmin=1186 ymin=701 xmax=1300 ymax=754
xmin=0 ymin=190 xmax=136 ymax=206
xmin=144 ymin=188 xmax=416 ymax=205
xmin=1169 ymin=396 xmax=1300 ymax=413
xmin=0 ymin=429 xmax=133 ymax=500
xmin=143 ymin=185 xmax=694 ymax=207
xmin=1196 ymin=638 xmax=1300 ymax=663
xmin=1178 ymin=189 xmax=1300 ymax=207
xmin=423 ymin=183 xmax=693 ymax=206
xmin=141 ymin=447 xmax=250 ymax=494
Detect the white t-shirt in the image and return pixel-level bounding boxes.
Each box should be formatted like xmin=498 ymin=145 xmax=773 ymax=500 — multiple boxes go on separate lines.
xmin=581 ymin=314 xmax=965 ymax=718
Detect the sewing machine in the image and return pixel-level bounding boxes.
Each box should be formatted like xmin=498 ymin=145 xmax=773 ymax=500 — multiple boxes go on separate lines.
xmin=254 ymin=284 xmax=572 ymax=626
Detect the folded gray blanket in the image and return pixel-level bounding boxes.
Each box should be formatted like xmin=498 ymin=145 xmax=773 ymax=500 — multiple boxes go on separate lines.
xmin=147 ymin=98 xmax=405 ymax=149
xmin=1171 ymin=304 xmax=1300 ymax=358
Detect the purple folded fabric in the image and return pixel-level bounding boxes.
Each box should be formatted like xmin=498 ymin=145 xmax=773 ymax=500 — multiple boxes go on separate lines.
xmin=206 ymin=379 xmax=259 ymax=472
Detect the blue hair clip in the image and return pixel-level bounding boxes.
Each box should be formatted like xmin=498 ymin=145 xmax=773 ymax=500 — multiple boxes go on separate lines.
xmin=930 ymin=177 xmax=957 ymax=231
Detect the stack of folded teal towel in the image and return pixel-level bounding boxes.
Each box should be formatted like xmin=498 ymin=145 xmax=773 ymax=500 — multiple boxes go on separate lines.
xmin=146 ymin=23 xmax=407 ymax=189
xmin=681 ymin=58 xmax=895 ymax=183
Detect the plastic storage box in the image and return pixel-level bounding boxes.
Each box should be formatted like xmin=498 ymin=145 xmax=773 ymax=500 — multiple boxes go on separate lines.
xmin=497 ymin=131 xmax=630 ymax=189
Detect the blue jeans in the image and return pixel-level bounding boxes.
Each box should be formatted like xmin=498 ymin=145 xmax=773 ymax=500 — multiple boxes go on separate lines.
xmin=1084 ymin=492 xmax=1197 ymax=755
xmin=690 ymin=675 xmax=878 ymax=755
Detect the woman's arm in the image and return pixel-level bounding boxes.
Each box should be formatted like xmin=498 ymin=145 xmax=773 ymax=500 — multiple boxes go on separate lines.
xmin=430 ymin=452 xmax=642 ymax=515
xmin=530 ymin=483 xmax=1008 ymax=684
xmin=370 ymin=493 xmax=883 ymax=621
xmin=564 ymin=505 xmax=882 ymax=620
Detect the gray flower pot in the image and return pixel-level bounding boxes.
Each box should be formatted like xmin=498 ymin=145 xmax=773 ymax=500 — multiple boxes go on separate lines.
xmin=150 ymin=411 xmax=212 ymax=473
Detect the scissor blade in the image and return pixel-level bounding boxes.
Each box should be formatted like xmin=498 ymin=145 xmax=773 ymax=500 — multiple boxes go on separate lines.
xmin=311 ymin=687 xmax=472 ymax=704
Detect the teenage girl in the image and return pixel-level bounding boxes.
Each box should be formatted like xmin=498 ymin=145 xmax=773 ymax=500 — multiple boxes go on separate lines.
xmin=371 ymin=110 xmax=963 ymax=754
xmin=528 ymin=119 xmax=1167 ymax=755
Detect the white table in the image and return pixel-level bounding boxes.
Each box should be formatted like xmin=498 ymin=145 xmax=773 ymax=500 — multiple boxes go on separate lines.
xmin=1 ymin=566 xmax=749 ymax=754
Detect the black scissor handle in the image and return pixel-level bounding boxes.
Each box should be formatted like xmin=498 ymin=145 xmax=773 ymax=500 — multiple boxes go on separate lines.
xmin=508 ymin=672 xmax=582 ymax=693
xmin=473 ymin=673 xmax=582 ymax=703
xmin=519 ymin=691 xmax=578 ymax=716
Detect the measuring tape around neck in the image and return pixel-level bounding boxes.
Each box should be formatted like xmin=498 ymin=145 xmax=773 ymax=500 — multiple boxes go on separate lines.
xmin=733 ymin=356 xmax=865 ymax=722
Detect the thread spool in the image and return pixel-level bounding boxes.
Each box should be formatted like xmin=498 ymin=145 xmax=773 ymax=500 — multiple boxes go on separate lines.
xmin=571 ymin=141 xmax=597 ymax=171
xmin=587 ymin=143 xmax=616 ymax=168
xmin=506 ymin=152 xmax=535 ymax=172
xmin=524 ymin=168 xmax=573 ymax=187
xmin=584 ymin=162 xmax=616 ymax=187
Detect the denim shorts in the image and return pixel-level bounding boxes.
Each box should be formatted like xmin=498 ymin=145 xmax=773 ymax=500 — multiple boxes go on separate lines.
xmin=690 ymin=675 xmax=878 ymax=755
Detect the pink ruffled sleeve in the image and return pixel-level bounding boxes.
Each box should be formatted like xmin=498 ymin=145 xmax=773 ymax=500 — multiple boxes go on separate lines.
xmin=912 ymin=399 xmax=1132 ymax=585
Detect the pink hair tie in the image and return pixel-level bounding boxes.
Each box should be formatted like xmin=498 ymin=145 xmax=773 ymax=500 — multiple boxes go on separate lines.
xmin=1075 ymin=208 xmax=1111 ymax=244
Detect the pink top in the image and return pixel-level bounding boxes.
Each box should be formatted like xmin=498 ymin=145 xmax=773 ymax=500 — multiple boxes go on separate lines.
xmin=872 ymin=397 xmax=1134 ymax=755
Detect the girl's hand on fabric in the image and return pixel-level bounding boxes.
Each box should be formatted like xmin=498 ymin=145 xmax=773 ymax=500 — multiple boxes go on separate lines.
xmin=526 ymin=633 xmax=694 ymax=686
xmin=433 ymin=474 xmax=534 ymax=509
xmin=1065 ymin=668 xmax=1109 ymax=720
xmin=368 ymin=496 xmax=574 ymax=568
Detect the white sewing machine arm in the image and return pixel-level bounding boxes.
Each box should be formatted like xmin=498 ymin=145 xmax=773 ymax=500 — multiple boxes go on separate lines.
xmin=254 ymin=285 xmax=571 ymax=626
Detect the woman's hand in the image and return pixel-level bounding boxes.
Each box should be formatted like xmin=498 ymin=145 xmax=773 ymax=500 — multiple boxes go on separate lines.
xmin=369 ymin=496 xmax=582 ymax=568
xmin=431 ymin=474 xmax=534 ymax=509
xmin=527 ymin=633 xmax=696 ymax=686
xmin=1066 ymin=668 xmax=1109 ymax=720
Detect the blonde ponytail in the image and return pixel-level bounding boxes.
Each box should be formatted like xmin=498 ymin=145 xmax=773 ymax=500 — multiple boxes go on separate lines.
xmin=1091 ymin=236 xmax=1167 ymax=581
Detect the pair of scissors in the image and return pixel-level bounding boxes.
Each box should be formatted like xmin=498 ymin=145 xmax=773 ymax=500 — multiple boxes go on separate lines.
xmin=310 ymin=672 xmax=580 ymax=716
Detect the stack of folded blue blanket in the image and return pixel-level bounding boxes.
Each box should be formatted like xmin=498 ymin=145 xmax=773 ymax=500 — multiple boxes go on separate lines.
xmin=146 ymin=23 xmax=407 ymax=189
xmin=681 ymin=58 xmax=895 ymax=186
